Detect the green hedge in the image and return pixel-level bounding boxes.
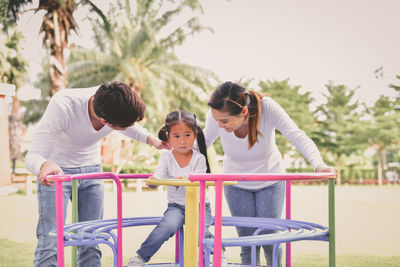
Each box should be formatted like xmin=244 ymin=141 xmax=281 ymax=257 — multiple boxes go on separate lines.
xmin=287 ymin=167 xmax=382 ymax=184
xmin=103 ymin=164 xmax=392 ymax=185
xmin=102 ymin=164 xmax=154 ymax=174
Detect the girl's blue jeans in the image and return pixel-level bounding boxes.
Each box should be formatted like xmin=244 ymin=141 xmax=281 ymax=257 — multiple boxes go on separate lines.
xmin=34 ymin=164 xmax=103 ymax=267
xmin=224 ymin=181 xmax=285 ymax=267
xmin=136 ymin=202 xmax=213 ymax=262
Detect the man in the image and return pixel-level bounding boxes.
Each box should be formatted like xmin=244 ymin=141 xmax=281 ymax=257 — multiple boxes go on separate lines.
xmin=25 ymin=81 xmax=168 ymax=267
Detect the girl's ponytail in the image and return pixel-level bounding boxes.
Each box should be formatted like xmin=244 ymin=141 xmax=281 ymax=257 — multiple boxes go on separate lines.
xmin=196 ymin=126 xmax=211 ymax=173
xmin=158 ymin=125 xmax=168 ymax=142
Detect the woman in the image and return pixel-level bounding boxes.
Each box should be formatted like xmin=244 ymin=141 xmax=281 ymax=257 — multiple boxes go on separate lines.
xmin=204 ymin=81 xmax=334 ymax=266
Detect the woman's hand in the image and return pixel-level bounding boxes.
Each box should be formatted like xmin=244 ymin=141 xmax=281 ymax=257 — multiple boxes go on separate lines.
xmin=145 ymin=176 xmax=159 ymax=189
xmin=315 ymin=164 xmax=336 ymax=173
xmin=147 ymin=136 xmax=171 ymax=150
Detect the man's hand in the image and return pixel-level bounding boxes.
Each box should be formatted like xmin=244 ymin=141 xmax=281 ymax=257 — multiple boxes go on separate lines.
xmin=147 ymin=136 xmax=171 ymax=150
xmin=39 ymin=161 xmax=63 ymax=187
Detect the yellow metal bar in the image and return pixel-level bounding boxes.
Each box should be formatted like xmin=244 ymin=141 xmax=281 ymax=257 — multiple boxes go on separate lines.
xmin=184 ymin=186 xmax=199 ymax=267
xmin=145 ymin=178 xmax=236 ymax=267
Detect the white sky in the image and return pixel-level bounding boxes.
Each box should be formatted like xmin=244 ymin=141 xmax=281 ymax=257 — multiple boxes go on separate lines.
xmin=16 ymin=0 xmax=400 ymax=106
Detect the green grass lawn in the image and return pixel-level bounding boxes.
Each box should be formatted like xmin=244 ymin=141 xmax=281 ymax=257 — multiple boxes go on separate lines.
xmin=2 ymin=239 xmax=400 ymax=267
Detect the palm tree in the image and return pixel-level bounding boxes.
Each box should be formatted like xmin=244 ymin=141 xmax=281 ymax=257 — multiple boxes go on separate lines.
xmin=0 ymin=28 xmax=28 ymax=161
xmin=1 ymin=0 xmax=108 ymax=96
xmin=67 ymin=0 xmax=218 ymax=131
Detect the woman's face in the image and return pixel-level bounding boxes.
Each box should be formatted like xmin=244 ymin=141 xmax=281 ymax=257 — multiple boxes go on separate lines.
xmin=211 ymin=108 xmax=247 ymax=132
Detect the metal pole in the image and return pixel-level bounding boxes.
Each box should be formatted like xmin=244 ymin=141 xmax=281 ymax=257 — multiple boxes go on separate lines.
xmin=56 ymin=181 xmax=65 ymax=267
xmin=328 ymin=179 xmax=336 ymax=267
xmin=71 ymin=180 xmax=78 ymax=267
xmin=285 ymin=180 xmax=291 ymax=267
xmin=184 ymin=186 xmax=199 ymax=267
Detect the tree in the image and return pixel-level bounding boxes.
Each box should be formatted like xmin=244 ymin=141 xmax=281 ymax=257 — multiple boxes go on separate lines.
xmin=67 ymin=0 xmax=218 ymax=132
xmin=314 ymin=82 xmax=367 ymax=184
xmin=258 ymin=79 xmax=318 ymax=159
xmin=390 ymin=74 xmax=400 ymax=108
xmin=1 ymin=0 xmax=108 ymax=96
xmin=20 ymin=59 xmax=50 ymax=125
xmin=0 ymin=28 xmax=27 ymax=161
xmin=365 ymin=95 xmax=400 ymax=185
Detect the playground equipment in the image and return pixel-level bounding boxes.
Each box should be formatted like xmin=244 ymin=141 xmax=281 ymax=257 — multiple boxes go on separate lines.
xmin=146 ymin=178 xmax=236 ymax=267
xmin=190 ymin=173 xmax=336 ymax=267
xmin=51 ymin=172 xmax=336 ymax=267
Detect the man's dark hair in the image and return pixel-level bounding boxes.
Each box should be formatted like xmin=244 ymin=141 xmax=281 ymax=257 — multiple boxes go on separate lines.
xmin=93 ymin=81 xmax=145 ymax=127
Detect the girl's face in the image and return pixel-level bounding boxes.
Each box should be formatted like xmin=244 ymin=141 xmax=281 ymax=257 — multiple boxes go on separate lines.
xmin=167 ymin=122 xmax=196 ymax=154
xmin=211 ymin=108 xmax=248 ymax=132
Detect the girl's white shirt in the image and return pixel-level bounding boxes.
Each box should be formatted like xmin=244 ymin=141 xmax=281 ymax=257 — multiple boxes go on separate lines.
xmin=204 ymin=96 xmax=325 ymax=189
xmin=24 ymin=86 xmax=150 ymax=175
xmin=153 ymin=149 xmax=208 ymax=206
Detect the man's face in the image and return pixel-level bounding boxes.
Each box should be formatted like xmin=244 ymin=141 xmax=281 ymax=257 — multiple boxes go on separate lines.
xmin=106 ymin=122 xmax=135 ymax=131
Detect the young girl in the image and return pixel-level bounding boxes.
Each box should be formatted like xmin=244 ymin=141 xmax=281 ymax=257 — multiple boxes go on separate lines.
xmin=128 ymin=110 xmax=213 ymax=267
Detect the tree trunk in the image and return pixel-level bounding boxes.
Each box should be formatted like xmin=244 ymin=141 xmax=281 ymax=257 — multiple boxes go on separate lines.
xmin=336 ymin=165 xmax=341 ymax=185
xmin=49 ymin=11 xmax=68 ymax=96
xmin=335 ymin=154 xmax=342 ymax=185
xmin=8 ymin=95 xmax=22 ymax=160
xmin=377 ymin=147 xmax=383 ymax=186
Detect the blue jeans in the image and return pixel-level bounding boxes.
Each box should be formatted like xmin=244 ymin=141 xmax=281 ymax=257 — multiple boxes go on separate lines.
xmin=137 ymin=202 xmax=213 ymax=262
xmin=34 ymin=164 xmax=104 ymax=267
xmin=224 ymin=181 xmax=285 ymax=267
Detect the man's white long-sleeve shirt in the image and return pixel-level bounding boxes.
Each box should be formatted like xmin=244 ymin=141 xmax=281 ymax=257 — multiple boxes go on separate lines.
xmin=25 ymin=86 xmax=150 ymax=175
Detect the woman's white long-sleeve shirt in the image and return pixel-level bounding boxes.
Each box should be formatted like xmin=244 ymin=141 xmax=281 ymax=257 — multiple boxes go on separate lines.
xmin=204 ymin=97 xmax=324 ymax=189
xmin=24 ymin=86 xmax=150 ymax=175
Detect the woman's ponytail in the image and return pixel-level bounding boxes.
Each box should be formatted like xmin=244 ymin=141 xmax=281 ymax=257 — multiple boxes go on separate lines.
xmin=247 ymin=91 xmax=263 ymax=149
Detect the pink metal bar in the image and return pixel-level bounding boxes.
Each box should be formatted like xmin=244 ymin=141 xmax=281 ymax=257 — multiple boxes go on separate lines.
xmin=52 ymin=172 xmax=134 ymax=267
xmin=189 ymin=173 xmax=336 ymax=267
xmin=53 ymin=175 xmax=72 ymax=267
xmin=213 ymin=180 xmax=223 ymax=267
xmin=198 ymin=181 xmax=206 ymax=267
xmin=285 ymin=180 xmax=291 ymax=267
xmin=55 ymin=180 xmax=65 ymax=267
xmin=117 ymin=173 xmax=152 ymax=179
xmin=189 ymin=172 xmax=336 ymax=182
xmin=114 ymin=174 xmax=123 ymax=267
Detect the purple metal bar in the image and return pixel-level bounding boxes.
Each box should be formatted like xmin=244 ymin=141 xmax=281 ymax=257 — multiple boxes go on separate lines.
xmin=175 ymin=230 xmax=180 ymax=264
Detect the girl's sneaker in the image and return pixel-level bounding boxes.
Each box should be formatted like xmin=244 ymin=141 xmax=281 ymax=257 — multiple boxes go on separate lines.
xmin=127 ymin=255 xmax=145 ymax=267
